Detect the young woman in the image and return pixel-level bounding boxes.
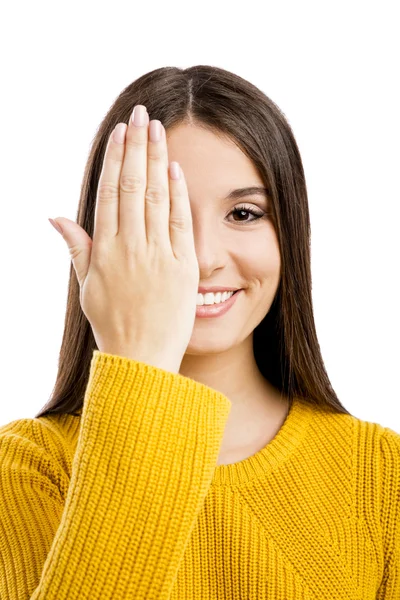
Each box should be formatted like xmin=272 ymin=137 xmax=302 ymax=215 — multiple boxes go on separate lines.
xmin=1 ymin=65 xmax=398 ymax=599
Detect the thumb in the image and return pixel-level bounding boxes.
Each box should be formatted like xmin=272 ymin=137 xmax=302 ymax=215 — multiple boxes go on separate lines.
xmin=49 ymin=217 xmax=93 ymax=287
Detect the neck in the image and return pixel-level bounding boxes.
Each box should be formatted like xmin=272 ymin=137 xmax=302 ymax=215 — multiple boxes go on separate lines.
xmin=179 ymin=333 xmax=289 ymax=460
xmin=179 ymin=333 xmax=287 ymax=414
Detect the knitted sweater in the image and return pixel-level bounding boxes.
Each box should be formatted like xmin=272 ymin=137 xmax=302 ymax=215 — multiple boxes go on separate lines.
xmin=0 ymin=351 xmax=399 ymax=599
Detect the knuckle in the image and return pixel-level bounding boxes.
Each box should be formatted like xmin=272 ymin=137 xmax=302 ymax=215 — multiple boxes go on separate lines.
xmin=90 ymin=244 xmax=109 ymax=271
xmin=147 ymin=148 xmax=163 ymax=162
xmin=122 ymin=241 xmax=139 ymax=264
xmin=67 ymin=243 xmax=82 ymax=263
xmin=125 ymin=135 xmax=146 ymax=149
xmin=120 ymin=174 xmax=145 ymax=194
xmin=97 ymin=182 xmax=119 ymax=203
xmin=145 ymin=185 xmax=168 ymax=204
xmin=170 ymin=215 xmax=191 ymax=231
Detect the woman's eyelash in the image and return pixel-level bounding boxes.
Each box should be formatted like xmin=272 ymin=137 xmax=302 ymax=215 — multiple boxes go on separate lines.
xmin=228 ymin=204 xmax=266 ymax=224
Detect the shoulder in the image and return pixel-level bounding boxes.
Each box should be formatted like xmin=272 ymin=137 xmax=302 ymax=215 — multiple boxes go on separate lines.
xmin=380 ymin=424 xmax=400 ymax=452
xmin=318 ymin=409 xmax=400 ymax=545
xmin=310 ymin=402 xmax=399 ymax=451
xmin=336 ymin=413 xmax=400 ymax=542
xmin=377 ymin=425 xmax=400 ymax=502
xmin=304 ymin=403 xmax=399 ymax=487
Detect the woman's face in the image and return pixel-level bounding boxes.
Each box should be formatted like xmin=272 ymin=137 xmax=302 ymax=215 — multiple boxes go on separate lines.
xmin=165 ymin=122 xmax=281 ymax=352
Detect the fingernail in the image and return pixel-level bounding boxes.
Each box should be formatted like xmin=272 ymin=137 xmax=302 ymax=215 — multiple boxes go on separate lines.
xmin=132 ymin=105 xmax=148 ymax=127
xmin=48 ymin=218 xmax=63 ymax=235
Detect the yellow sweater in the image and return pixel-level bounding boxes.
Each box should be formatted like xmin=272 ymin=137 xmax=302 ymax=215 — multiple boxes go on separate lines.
xmin=0 ymin=351 xmax=399 ymax=599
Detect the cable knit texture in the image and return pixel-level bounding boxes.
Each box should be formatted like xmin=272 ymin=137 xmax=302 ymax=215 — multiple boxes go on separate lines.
xmin=0 ymin=350 xmax=399 ymax=599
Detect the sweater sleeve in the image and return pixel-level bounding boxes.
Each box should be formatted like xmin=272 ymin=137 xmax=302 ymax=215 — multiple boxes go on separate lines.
xmin=0 ymin=350 xmax=231 ymax=600
xmin=376 ymin=426 xmax=400 ymax=599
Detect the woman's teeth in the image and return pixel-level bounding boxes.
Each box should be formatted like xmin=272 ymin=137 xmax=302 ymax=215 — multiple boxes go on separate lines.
xmin=196 ymin=291 xmax=235 ymax=306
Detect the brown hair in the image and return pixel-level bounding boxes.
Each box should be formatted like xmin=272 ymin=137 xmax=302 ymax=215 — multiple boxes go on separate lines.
xmin=35 ymin=65 xmax=352 ymax=420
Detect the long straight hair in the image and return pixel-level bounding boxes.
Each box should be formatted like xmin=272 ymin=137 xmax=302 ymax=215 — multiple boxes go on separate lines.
xmin=35 ymin=65 xmax=352 ymax=419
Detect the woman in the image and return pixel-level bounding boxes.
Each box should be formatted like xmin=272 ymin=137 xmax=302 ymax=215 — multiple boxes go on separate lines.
xmin=0 ymin=65 xmax=398 ymax=599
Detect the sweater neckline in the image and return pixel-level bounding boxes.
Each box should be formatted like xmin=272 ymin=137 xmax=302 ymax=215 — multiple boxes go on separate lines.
xmin=211 ymin=395 xmax=314 ymax=487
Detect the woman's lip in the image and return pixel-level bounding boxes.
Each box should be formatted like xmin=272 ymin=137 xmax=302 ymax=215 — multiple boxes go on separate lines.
xmin=195 ymin=289 xmax=242 ymax=319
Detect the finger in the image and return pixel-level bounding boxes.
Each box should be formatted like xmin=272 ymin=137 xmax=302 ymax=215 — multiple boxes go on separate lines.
xmin=93 ymin=122 xmax=128 ymax=244
xmin=168 ymin=162 xmax=196 ymax=260
xmin=145 ymin=121 xmax=171 ymax=249
xmin=118 ymin=105 xmax=149 ymax=242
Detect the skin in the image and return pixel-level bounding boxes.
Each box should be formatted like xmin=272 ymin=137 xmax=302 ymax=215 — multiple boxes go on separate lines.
xmin=165 ymin=123 xmax=290 ymax=466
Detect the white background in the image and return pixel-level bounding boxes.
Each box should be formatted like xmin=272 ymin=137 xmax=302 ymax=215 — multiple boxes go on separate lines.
xmin=0 ymin=0 xmax=398 ymax=429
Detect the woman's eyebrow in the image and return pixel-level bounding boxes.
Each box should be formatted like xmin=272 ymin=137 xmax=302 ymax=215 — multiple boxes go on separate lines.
xmin=224 ymin=186 xmax=270 ymax=201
